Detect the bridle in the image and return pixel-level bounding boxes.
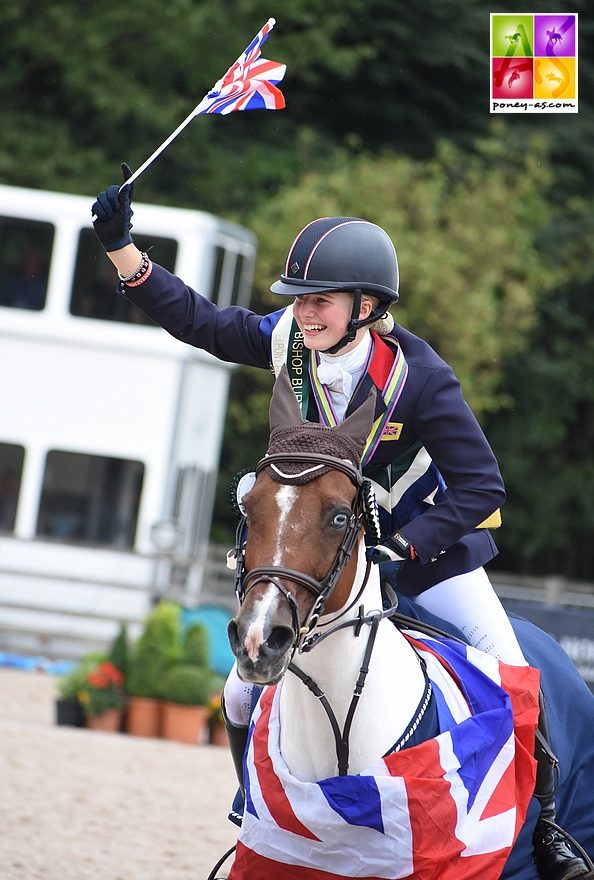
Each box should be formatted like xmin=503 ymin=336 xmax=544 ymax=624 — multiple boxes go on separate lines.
xmin=232 ymin=446 xmax=431 ymax=778
xmin=233 ymin=450 xmax=369 ymax=654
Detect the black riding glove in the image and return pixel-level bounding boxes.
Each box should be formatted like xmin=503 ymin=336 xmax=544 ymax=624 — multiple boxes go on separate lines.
xmin=92 ymin=162 xmax=135 ymax=252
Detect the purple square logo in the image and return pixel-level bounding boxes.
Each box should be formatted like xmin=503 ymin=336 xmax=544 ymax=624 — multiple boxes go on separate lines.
xmin=534 ymin=14 xmax=576 ymax=56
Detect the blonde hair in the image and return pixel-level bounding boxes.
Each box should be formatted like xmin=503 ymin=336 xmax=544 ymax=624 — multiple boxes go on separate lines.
xmin=361 ymin=293 xmax=395 ymax=335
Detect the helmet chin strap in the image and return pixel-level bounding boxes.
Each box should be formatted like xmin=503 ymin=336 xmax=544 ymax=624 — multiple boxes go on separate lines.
xmin=322 ymin=290 xmax=389 ymax=355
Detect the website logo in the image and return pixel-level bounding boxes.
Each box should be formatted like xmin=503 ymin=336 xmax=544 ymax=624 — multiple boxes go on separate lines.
xmin=490 ymin=13 xmax=578 ymax=113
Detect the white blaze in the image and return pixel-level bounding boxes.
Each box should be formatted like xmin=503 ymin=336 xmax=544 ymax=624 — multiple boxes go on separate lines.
xmin=245 ymin=583 xmax=280 ymax=663
xmin=273 ymin=484 xmax=297 ymax=565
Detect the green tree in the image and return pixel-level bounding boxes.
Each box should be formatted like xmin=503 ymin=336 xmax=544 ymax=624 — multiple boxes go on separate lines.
xmin=486 ymin=197 xmax=594 ymax=580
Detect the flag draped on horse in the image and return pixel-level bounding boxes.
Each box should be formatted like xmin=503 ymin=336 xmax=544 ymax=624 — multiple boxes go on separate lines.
xmin=229 ymin=634 xmax=539 ymax=880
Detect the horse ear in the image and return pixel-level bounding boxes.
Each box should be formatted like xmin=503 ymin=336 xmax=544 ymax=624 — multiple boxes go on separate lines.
xmin=334 ymin=388 xmax=377 ymax=454
xmin=269 ymin=365 xmax=304 ymax=433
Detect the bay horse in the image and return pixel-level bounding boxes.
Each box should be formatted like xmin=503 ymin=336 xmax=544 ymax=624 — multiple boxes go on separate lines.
xmin=225 ymin=368 xmax=594 ymax=880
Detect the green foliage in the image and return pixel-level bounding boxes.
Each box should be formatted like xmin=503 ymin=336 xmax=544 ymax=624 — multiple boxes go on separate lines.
xmin=126 ymin=602 xmax=184 ymax=698
xmin=486 ymin=278 xmax=594 ymax=580
xmin=2 ymin=0 xmax=591 ymax=218
xmin=183 ymin=622 xmax=210 ymax=667
xmin=159 ymin=664 xmax=213 ymax=706
xmin=108 ymin=623 xmax=129 ymax=679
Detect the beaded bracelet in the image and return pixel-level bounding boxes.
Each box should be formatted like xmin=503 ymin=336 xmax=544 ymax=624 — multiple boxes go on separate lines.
xmin=118 ymin=252 xmax=151 ymax=284
xmin=125 ymin=260 xmax=153 ymax=287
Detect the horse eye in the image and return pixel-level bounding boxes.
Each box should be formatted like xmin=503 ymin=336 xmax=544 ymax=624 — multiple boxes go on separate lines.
xmin=331 ymin=511 xmax=349 ymax=530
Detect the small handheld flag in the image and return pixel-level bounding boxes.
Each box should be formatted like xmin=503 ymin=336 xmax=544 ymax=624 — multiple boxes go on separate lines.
xmin=195 ymin=17 xmax=286 ymax=115
xmin=119 ymin=18 xmax=285 ymax=190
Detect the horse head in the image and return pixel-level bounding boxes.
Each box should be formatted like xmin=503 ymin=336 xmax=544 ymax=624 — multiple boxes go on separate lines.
xmin=228 ymin=366 xmax=376 ymax=685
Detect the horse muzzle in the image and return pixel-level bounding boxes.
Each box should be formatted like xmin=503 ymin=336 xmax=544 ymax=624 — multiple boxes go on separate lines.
xmin=227 ymin=612 xmax=296 ymax=685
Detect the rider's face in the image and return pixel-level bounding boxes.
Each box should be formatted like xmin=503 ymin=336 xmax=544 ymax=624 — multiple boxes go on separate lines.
xmin=293 ymin=292 xmax=371 ymax=353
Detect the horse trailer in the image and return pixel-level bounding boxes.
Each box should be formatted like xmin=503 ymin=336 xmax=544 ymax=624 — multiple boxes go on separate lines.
xmin=0 ymin=183 xmax=255 ymax=658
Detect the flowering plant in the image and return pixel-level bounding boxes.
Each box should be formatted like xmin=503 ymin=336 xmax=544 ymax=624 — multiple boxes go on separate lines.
xmin=78 ymin=661 xmax=125 ymax=717
xmin=208 ymin=692 xmax=224 ymax=726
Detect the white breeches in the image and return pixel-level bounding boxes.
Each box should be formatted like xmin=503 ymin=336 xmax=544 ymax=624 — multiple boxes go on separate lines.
xmin=411 ymin=567 xmax=527 ymax=666
xmin=223 ymin=663 xmax=256 ymax=726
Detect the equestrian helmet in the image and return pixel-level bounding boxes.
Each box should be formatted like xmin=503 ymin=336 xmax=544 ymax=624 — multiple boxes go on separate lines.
xmin=270 ymin=217 xmax=399 ymax=306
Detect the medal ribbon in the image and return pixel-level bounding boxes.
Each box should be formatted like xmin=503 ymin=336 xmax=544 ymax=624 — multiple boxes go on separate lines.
xmin=310 ymin=334 xmax=408 ymax=465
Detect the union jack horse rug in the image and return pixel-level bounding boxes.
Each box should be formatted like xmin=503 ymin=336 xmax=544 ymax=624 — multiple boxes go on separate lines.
xmin=229 ymin=633 xmax=540 ymax=880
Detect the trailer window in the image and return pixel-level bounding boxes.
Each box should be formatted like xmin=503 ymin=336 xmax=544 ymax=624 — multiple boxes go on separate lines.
xmin=0 ymin=217 xmax=53 ymax=311
xmin=209 ymin=245 xmax=226 ymax=305
xmin=69 ymin=229 xmax=178 ymax=324
xmin=37 ymin=450 xmax=144 ymax=548
xmin=0 ymin=443 xmax=25 ymax=532
xmin=230 ymin=253 xmax=248 ymax=306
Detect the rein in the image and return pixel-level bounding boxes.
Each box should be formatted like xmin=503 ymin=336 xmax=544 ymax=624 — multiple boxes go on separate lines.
xmin=288 ymin=587 xmax=432 ymax=776
xmin=289 ymin=611 xmax=382 ymax=776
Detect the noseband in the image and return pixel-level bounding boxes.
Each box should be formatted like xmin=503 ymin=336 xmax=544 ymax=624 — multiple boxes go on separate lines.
xmin=233 ymin=450 xmax=367 ymax=653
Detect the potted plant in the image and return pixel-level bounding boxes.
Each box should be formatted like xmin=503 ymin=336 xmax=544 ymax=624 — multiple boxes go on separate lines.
xmin=54 ymin=651 xmax=105 ymax=727
xmin=78 ymin=660 xmax=126 ymax=731
xmin=125 ymin=602 xmax=183 ymax=737
xmin=160 ymin=664 xmax=213 ymax=745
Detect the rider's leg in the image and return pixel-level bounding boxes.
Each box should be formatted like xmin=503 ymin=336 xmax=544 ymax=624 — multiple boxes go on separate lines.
xmin=410 ymin=567 xmax=527 ymax=664
xmin=532 ymin=691 xmax=590 ymax=880
xmin=222 ymin=662 xmax=254 ymax=785
xmin=222 ymin=663 xmax=255 ymax=826
xmin=411 ymin=569 xmax=589 ymax=880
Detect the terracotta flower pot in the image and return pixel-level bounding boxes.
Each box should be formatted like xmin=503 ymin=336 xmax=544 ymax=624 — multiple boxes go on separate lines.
xmin=209 ymin=723 xmax=229 ymax=747
xmin=161 ymin=703 xmax=209 ymax=745
xmin=125 ymin=696 xmax=162 ymax=738
xmin=86 ymin=708 xmax=123 ymax=732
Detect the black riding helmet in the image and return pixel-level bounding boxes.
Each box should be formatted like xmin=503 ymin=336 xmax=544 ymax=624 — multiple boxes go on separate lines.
xmin=270 ymin=217 xmax=399 ymax=353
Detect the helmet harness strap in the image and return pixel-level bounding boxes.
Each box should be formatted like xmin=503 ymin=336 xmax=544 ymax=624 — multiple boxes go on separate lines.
xmin=323 ymin=289 xmax=390 ymax=355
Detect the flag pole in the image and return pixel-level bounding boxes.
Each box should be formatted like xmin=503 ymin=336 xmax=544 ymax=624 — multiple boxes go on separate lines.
xmin=121 ymin=18 xmax=276 ymax=191
xmin=122 ymin=103 xmax=206 ymax=190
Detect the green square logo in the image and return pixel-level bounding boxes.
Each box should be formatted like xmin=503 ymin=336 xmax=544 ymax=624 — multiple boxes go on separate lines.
xmin=492 ymin=14 xmax=534 ymax=57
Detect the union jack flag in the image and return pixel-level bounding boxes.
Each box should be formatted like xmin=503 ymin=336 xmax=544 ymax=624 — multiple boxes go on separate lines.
xmin=195 ymin=18 xmax=286 ymax=116
xmin=229 ymin=634 xmax=540 ymax=880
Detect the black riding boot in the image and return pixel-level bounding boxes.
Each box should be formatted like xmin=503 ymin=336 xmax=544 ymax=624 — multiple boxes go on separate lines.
xmin=532 ymin=691 xmax=590 ymax=880
xmin=222 ymin=698 xmax=249 ymax=827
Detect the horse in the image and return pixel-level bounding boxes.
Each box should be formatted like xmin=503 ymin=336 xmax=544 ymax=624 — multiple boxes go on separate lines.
xmin=225 ymin=368 xmax=594 ymax=880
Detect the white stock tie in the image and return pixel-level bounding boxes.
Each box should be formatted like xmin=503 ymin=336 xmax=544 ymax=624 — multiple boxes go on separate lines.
xmin=316 ymin=361 xmax=353 ymax=398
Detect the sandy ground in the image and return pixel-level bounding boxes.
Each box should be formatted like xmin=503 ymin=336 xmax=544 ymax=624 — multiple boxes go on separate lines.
xmin=0 ymin=669 xmax=239 ymax=880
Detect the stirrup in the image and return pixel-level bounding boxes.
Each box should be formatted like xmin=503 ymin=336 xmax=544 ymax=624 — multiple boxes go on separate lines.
xmin=534 ymin=817 xmax=593 ymax=880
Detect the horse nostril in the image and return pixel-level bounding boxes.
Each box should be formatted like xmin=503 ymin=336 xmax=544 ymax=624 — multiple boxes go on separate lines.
xmin=264 ymin=625 xmax=294 ymax=657
xmin=228 ymin=619 xmax=241 ymax=654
